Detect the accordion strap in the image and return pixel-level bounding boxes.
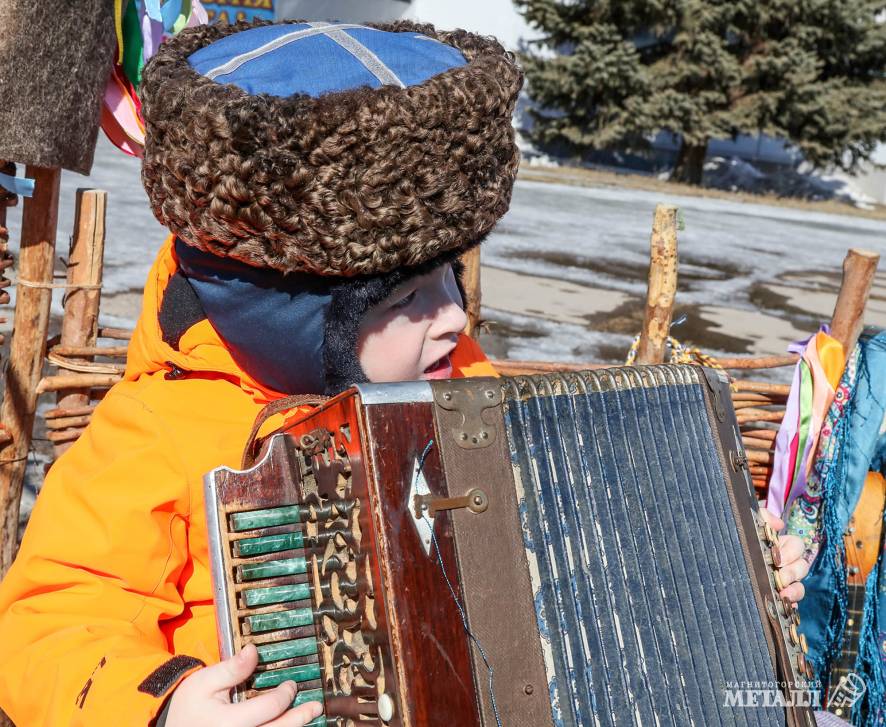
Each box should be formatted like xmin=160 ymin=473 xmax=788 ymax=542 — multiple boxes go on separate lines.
xmin=241 ymin=394 xmax=329 ymax=469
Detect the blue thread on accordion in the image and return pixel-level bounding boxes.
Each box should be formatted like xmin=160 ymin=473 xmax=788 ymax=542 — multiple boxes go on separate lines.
xmin=416 ymin=439 xmax=504 ymax=727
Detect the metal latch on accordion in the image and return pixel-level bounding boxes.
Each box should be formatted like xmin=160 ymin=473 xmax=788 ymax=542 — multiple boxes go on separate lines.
xmin=433 ymin=380 xmax=502 ymax=449
xmin=413 ymin=488 xmax=489 ymax=518
xmin=406 ymin=455 xmax=489 ymax=556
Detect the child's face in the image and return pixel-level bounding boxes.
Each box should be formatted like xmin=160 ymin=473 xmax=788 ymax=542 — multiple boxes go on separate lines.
xmin=357 ymin=263 xmax=467 ymax=382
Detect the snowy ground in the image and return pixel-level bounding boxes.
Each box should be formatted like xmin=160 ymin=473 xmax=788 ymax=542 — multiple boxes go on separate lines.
xmin=478 ymin=177 xmax=884 ymax=373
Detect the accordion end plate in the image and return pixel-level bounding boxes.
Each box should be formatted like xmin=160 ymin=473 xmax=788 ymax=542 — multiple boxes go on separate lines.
xmin=203 ymin=471 xmax=238 ymax=664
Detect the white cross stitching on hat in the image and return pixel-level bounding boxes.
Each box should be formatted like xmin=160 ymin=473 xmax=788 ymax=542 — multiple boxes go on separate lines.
xmin=206 ymin=23 xmax=372 ymax=80
xmin=307 ymin=21 xmax=405 ymax=88
xmin=206 ymin=23 xmax=407 ymax=88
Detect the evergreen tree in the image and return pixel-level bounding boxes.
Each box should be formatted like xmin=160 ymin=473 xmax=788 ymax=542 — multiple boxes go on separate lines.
xmin=515 ymin=0 xmax=886 ymax=185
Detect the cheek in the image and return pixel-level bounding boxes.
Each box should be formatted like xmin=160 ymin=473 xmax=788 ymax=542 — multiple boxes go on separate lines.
xmin=357 ymin=316 xmax=428 ymax=382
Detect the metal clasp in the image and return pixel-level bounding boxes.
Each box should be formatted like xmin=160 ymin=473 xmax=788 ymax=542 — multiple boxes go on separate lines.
xmin=413 ymin=488 xmax=489 ymax=519
xmin=433 ymin=380 xmax=502 ymax=449
xmin=730 ymin=450 xmax=748 ymax=472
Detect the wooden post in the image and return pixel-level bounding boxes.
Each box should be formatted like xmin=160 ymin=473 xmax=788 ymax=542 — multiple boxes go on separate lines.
xmin=829 ymin=248 xmax=880 ymax=355
xmin=0 ymin=166 xmax=61 ymax=577
xmin=52 ymin=190 xmax=106 ymax=457
xmin=0 ymin=163 xmax=16 ymax=727
xmin=460 ymin=246 xmax=482 ymax=339
xmin=635 ymin=204 xmax=679 ymax=365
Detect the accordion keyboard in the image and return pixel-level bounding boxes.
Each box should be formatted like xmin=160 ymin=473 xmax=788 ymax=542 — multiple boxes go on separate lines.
xmin=207 ymin=423 xmax=396 ymax=727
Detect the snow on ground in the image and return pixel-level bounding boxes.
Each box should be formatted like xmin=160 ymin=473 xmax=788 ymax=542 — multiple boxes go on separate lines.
xmin=701 ymin=157 xmax=878 ymax=209
xmin=480 ymin=178 xmax=884 ymax=364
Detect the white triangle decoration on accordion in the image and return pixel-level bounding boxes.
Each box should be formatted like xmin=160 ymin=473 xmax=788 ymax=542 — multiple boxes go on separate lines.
xmin=407 ymin=455 xmax=434 ymax=557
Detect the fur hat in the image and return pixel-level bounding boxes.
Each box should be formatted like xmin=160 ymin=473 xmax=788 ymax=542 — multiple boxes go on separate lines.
xmin=140 ymin=19 xmax=522 ymax=277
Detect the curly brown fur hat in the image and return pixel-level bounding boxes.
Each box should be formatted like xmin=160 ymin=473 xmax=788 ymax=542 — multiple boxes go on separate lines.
xmin=140 ymin=19 xmax=523 ymax=277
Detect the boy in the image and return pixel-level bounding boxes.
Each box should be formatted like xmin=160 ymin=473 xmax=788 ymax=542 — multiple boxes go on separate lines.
xmin=0 ymin=19 xmax=808 ymax=727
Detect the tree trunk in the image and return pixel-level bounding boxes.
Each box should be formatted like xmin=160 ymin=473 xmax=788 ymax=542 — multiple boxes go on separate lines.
xmin=671 ymin=139 xmax=708 ymax=185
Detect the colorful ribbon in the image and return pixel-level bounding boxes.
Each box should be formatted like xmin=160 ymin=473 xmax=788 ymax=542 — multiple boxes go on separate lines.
xmin=102 ymin=0 xmax=209 ymax=156
xmin=0 ymin=172 xmax=35 ymax=197
xmin=767 ymin=328 xmax=846 ymax=518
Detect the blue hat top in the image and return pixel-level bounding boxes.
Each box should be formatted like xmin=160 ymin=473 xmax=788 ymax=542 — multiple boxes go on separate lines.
xmin=187 ymin=21 xmax=468 ymax=98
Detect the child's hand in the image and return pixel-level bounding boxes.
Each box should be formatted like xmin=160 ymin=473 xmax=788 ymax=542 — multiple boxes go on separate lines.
xmin=759 ymin=507 xmax=810 ymax=604
xmin=165 ymin=643 xmax=323 ymax=727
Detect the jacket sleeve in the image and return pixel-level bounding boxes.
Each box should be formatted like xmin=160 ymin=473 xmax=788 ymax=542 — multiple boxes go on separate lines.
xmin=0 ymin=388 xmax=203 ymax=726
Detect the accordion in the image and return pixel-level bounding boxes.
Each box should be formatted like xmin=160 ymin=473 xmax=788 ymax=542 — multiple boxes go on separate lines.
xmin=204 ymin=365 xmax=816 ymax=727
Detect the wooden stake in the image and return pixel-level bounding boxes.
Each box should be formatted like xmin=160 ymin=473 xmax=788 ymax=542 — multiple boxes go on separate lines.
xmin=745 ymin=449 xmax=775 ymax=466
xmin=36 ymin=373 xmax=121 ymax=394
xmin=46 ymin=428 xmax=85 ymax=444
xmin=736 ymin=410 xmax=785 ymax=425
xmin=0 ymin=166 xmax=61 ymax=576
xmin=52 ymin=190 xmax=106 ymax=456
xmin=460 ymin=246 xmax=482 ymax=339
xmin=734 ymin=381 xmax=791 ymax=396
xmin=717 ymin=354 xmax=799 ymax=369
xmin=490 ymin=359 xmax=610 ymax=377
xmin=98 ymin=326 xmax=132 ymax=340
xmin=45 ymin=414 xmax=92 ymax=430
xmin=49 ymin=344 xmax=128 ymax=358
xmin=731 ymin=392 xmax=788 ymax=404
xmin=44 ymin=404 xmax=96 ymax=419
xmin=636 ymin=205 xmax=679 ymax=365
xmin=830 ymin=248 xmax=880 ymax=355
xmin=742 ymin=429 xmax=779 ymax=444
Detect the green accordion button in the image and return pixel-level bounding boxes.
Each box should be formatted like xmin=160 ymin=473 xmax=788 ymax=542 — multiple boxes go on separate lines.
xmin=235 ymin=530 xmax=305 ymax=557
xmin=256 ymin=636 xmax=319 ymax=663
xmin=304 ymin=718 xmax=327 ymax=727
xmin=246 ymin=606 xmax=313 ymax=634
xmin=293 ymin=688 xmax=324 ymax=706
xmin=230 ymin=505 xmax=302 ymax=532
xmin=237 ymin=556 xmax=307 ymax=582
xmin=244 ymin=582 xmax=312 ymax=607
xmin=252 ymin=662 xmax=322 ymax=688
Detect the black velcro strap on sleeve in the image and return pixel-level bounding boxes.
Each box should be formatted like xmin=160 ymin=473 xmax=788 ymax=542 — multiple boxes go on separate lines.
xmin=137 ymin=655 xmax=204 ymax=698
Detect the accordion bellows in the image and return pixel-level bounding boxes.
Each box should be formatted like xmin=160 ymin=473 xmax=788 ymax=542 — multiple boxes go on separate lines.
xmin=505 ymin=370 xmax=779 ymax=724
xmin=205 ymin=366 xmax=814 ymax=727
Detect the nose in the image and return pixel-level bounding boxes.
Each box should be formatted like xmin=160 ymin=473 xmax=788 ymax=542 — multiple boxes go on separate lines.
xmin=428 ymin=283 xmax=468 ymax=340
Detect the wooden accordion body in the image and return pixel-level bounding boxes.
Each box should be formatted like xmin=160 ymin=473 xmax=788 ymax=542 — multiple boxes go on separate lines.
xmin=204 ymin=365 xmax=816 ymax=727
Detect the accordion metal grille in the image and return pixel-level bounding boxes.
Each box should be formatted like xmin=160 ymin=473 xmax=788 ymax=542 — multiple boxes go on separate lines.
xmin=502 ymin=367 xmax=784 ymax=727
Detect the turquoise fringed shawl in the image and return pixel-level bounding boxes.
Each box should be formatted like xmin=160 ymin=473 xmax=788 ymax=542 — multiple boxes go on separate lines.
xmin=788 ymin=331 xmax=886 ymax=725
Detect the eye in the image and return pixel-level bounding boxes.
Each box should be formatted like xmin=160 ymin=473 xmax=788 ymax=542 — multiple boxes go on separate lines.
xmin=390 ymin=289 xmax=416 ymax=310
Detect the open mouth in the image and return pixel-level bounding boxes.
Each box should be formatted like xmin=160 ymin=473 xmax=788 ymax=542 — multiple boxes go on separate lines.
xmin=421 ymin=350 xmax=457 ymax=380
xmin=423 ymin=355 xmax=451 ymax=375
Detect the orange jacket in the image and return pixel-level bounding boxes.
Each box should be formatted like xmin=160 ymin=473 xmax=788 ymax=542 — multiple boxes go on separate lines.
xmin=0 ymin=236 xmax=497 ymax=726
